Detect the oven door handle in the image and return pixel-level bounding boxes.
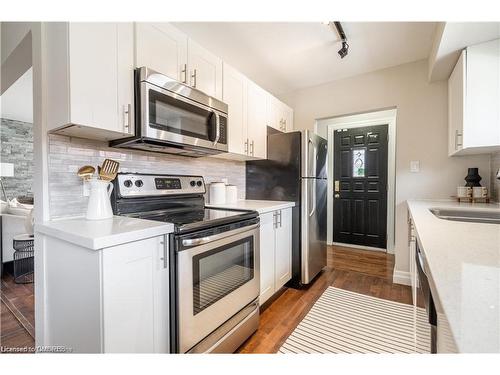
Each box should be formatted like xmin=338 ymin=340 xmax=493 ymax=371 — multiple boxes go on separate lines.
xmin=181 ymin=224 xmax=259 ymax=248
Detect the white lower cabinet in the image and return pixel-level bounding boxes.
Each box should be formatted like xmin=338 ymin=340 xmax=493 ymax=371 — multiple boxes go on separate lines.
xmin=259 ymin=208 xmax=292 ymax=305
xmin=40 ymin=234 xmax=169 ymax=353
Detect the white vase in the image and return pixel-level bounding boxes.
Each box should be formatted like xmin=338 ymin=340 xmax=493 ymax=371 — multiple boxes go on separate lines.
xmin=86 ymin=179 xmax=114 ymax=220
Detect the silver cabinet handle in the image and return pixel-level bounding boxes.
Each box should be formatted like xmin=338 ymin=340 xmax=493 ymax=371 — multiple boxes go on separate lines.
xmin=278 ymin=210 xmax=282 ymax=227
xmin=191 ymin=69 xmax=197 ymax=88
xmin=244 ymin=139 xmax=249 ymax=154
xmin=455 ymin=130 xmax=463 ymax=149
xmin=123 ymin=104 xmax=131 ymax=133
xmin=181 ymin=63 xmax=187 ymax=84
xmin=250 ymin=140 xmax=254 ymax=156
xmin=273 ymin=211 xmax=277 ymax=229
xmin=160 ymin=236 xmax=168 ymax=269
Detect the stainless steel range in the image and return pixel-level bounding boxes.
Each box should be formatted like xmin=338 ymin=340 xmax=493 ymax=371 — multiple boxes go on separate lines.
xmin=111 ymin=173 xmax=260 ymax=353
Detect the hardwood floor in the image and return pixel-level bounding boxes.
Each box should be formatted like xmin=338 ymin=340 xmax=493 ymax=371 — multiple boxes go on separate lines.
xmin=0 ymin=245 xmax=411 ymax=354
xmin=0 ymin=272 xmax=35 ymax=352
xmin=237 ymin=245 xmax=412 ymax=353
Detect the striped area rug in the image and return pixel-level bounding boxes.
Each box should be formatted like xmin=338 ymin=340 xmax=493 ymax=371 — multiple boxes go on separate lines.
xmin=279 ymin=287 xmax=430 ymax=353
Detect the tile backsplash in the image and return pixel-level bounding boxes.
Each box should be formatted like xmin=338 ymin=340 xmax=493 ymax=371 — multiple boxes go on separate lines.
xmin=48 ymin=135 xmax=246 ymax=218
xmin=491 ymin=152 xmax=500 ymax=202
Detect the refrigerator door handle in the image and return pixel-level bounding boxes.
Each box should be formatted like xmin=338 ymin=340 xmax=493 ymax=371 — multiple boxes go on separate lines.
xmin=309 ymin=179 xmax=316 ymax=217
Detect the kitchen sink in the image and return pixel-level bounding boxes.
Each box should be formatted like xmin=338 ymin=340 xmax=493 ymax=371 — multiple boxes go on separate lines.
xmin=430 ymin=208 xmax=500 ymax=224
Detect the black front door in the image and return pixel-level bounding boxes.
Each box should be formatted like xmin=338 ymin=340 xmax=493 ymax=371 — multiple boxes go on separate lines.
xmin=333 ymin=125 xmax=388 ymax=248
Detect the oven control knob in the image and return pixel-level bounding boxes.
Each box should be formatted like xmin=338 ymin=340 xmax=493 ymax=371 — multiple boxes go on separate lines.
xmin=196 ymin=181 xmax=203 ymax=187
xmin=123 ymin=180 xmax=133 ymax=188
xmin=135 ymin=180 xmax=144 ymax=188
xmin=190 ymin=181 xmax=196 ymax=187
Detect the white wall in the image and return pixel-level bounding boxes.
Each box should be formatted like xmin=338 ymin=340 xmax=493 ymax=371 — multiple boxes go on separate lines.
xmin=280 ymin=59 xmax=491 ymax=277
xmin=0 ymin=67 xmax=33 ymax=122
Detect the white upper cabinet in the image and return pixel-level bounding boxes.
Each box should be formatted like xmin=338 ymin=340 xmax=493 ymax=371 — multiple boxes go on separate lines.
xmin=135 ymin=24 xmax=222 ymax=100
xmin=448 ymin=39 xmax=500 ymax=156
xmin=46 ymin=23 xmax=135 ymax=140
xmin=187 ymin=39 xmax=223 ymax=100
xmin=247 ymin=81 xmax=268 ymax=159
xmin=135 ymin=23 xmax=188 ymax=83
xmin=266 ymin=94 xmax=294 ymax=132
xmin=222 ymin=62 xmax=248 ymax=155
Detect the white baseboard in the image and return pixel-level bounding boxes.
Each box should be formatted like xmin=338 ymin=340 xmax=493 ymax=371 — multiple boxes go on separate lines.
xmin=392 ymin=269 xmax=411 ymax=286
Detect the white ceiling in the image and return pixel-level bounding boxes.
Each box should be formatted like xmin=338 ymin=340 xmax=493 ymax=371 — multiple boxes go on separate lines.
xmin=428 ymin=22 xmax=500 ymax=81
xmin=174 ymin=22 xmax=437 ymax=95
xmin=0 ymin=67 xmax=33 ymax=123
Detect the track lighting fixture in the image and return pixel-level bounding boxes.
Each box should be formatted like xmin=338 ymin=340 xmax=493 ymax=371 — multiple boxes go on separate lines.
xmin=323 ymin=21 xmax=349 ymax=59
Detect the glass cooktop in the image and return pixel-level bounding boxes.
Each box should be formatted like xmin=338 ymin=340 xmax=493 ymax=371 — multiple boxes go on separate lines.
xmin=126 ymin=207 xmax=257 ymax=233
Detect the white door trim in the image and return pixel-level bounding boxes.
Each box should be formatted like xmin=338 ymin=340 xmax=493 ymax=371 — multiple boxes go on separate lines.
xmin=316 ymin=108 xmax=397 ymax=254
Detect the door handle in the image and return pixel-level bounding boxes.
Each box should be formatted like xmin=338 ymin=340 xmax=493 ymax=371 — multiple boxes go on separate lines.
xmin=123 ymin=104 xmax=131 ymax=133
xmin=250 ymin=140 xmax=254 ymax=156
xmin=160 ymin=236 xmax=168 ymax=269
xmin=334 ymin=193 xmax=340 ymax=198
xmin=213 ymin=113 xmax=221 ymax=146
xmin=309 ymin=180 xmax=316 ymax=217
xmin=191 ymin=69 xmax=197 ymax=88
xmin=181 ymin=224 xmax=259 ymax=248
xmin=181 ymin=63 xmax=187 ymax=84
xmin=244 ymin=139 xmax=249 ymax=154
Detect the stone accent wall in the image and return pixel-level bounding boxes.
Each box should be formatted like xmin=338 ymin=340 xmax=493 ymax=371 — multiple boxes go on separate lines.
xmin=491 ymin=152 xmax=500 ymax=202
xmin=48 ymin=135 xmax=246 ymax=218
xmin=0 ymin=118 xmax=34 ymax=200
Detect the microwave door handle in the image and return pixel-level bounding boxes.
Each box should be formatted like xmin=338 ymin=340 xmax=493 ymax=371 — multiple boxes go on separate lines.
xmin=213 ymin=112 xmax=221 ymax=146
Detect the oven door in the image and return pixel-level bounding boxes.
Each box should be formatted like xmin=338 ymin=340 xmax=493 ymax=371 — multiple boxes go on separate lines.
xmin=176 ymin=224 xmax=260 ymax=353
xmin=141 ymin=81 xmax=228 ymax=152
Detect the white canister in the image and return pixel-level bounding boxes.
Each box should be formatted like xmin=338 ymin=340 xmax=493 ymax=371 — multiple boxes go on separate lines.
xmin=472 ymin=186 xmax=488 ymax=198
xmin=209 ymin=182 xmax=226 ymax=204
xmin=225 ymin=185 xmax=238 ymax=204
xmin=457 ymin=186 xmax=472 ymax=198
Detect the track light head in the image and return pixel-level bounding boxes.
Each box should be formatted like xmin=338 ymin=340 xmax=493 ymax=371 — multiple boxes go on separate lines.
xmin=338 ymin=41 xmax=349 ymax=59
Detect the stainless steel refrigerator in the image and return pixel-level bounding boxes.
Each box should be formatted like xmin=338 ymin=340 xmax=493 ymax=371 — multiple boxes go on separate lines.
xmin=246 ymin=129 xmax=328 ymax=286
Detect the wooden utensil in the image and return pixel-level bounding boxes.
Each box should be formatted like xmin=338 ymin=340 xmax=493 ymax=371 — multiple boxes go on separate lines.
xmin=77 ymin=165 xmax=95 ymax=181
xmin=99 ymin=159 xmax=120 ymax=181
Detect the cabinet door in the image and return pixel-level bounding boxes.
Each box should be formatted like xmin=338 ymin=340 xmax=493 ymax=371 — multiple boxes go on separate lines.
xmin=448 ymin=50 xmax=465 ymax=156
xmin=247 ymin=81 xmax=268 ymax=159
xmin=465 ymin=39 xmax=500 ymax=148
xmin=187 ymin=39 xmax=223 ymax=99
xmin=223 ymin=63 xmax=248 ymax=155
xmin=153 ymin=235 xmax=170 ymax=353
xmin=102 ymin=236 xmax=159 ymax=353
xmin=135 ymin=23 xmax=188 ymax=82
xmin=259 ymin=212 xmax=276 ymax=305
xmin=282 ymin=104 xmax=294 ymax=132
xmin=274 ymin=208 xmax=292 ymax=290
xmin=116 ymin=23 xmax=135 ymax=135
xmin=69 ymin=23 xmax=119 ymax=133
xmin=266 ymin=94 xmax=281 ymax=131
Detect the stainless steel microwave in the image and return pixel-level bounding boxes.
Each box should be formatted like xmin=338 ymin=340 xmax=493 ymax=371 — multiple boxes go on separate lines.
xmin=111 ymin=67 xmax=228 ymax=157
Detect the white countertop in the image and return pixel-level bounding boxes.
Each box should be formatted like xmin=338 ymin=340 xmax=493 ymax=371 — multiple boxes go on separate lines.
xmin=407 ymin=199 xmax=500 ymax=353
xmin=36 ymin=216 xmax=174 ymax=250
xmin=206 ymin=199 xmax=296 ymax=214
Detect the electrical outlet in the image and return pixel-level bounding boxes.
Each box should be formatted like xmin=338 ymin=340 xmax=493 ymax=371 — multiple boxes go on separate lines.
xmin=410 ymin=160 xmax=420 ymax=173
xmin=83 ymin=181 xmax=90 ymax=197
